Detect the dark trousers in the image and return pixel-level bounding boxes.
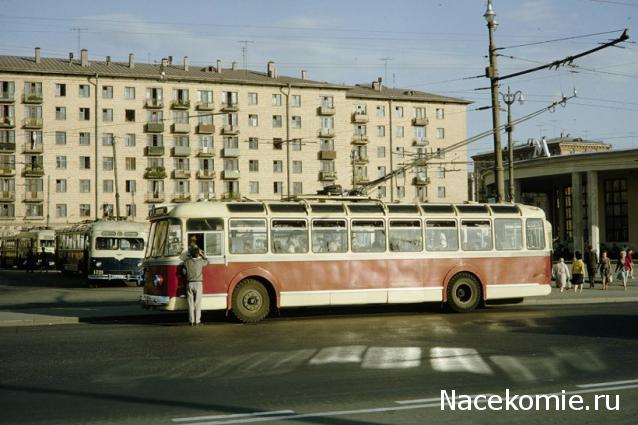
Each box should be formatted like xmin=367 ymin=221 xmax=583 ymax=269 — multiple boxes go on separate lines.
xmin=586 ymin=266 xmax=596 ymax=285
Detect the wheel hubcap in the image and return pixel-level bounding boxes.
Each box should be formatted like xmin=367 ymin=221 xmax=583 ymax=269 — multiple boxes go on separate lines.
xmin=242 ymin=290 xmax=262 ymax=312
xmin=456 ymin=283 xmax=472 ymax=303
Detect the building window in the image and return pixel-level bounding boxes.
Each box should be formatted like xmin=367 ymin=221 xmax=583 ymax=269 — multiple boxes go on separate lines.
xmin=103 ymin=180 xmax=114 ymax=193
xmin=248 ymin=114 xmax=258 ymax=127
xmin=79 ymin=179 xmax=91 ymax=193
xmin=291 ymin=116 xmax=301 ymax=129
xmin=248 ymin=137 xmax=259 ymax=150
xmin=291 ymin=139 xmax=302 ymax=151
xmin=55 ymin=83 xmax=66 ymax=97
xmin=377 ymin=105 xmax=385 ymax=117
xmin=293 ymin=182 xmax=302 ymax=195
xmin=273 ymin=138 xmax=283 ymax=150
xmin=397 ymin=186 xmax=405 ymax=198
xmin=378 ymin=186 xmax=386 ymax=199
xmin=273 ymin=160 xmax=283 ymax=173
xmin=414 ymin=107 xmax=426 ymax=118
xmin=395 ymin=106 xmax=404 ymax=118
xmin=103 ymin=157 xmax=114 ymax=171
xmin=377 ymin=146 xmax=386 ymax=158
xmin=249 ymin=159 xmax=259 ymax=172
xmin=125 ymin=157 xmax=136 ymax=170
xmin=55 ymin=131 xmax=66 ymax=145
xmin=604 ymin=178 xmax=628 ymax=241
xmin=80 ymin=204 xmax=91 ymax=217
xmin=55 ymin=107 xmax=66 ymax=120
xmin=125 ymin=133 xmax=135 ymax=146
xmin=102 ymin=108 xmax=113 ymax=122
xmin=102 ymin=85 xmax=113 ymax=99
xmin=436 ymin=128 xmax=445 ymax=139
xmin=102 ymin=133 xmax=114 ymax=146
xmin=272 ymin=94 xmax=282 ymax=106
xmin=437 ymin=186 xmax=446 ymax=198
xmin=103 ymin=204 xmax=114 ymax=218
xmin=56 ymin=204 xmax=67 ymax=218
xmin=272 ymin=115 xmax=283 ymax=128
xmin=249 ymin=181 xmax=259 ymax=194
xmin=395 ymin=126 xmax=404 ymax=138
xmin=292 ymin=160 xmax=302 ymax=174
xmin=291 ymin=95 xmax=301 ymax=107
xmin=125 ymin=180 xmax=136 ymax=193
xmin=125 ymin=109 xmax=135 ymax=122
xmin=56 ymin=156 xmax=67 ymax=169
xmin=126 ymin=204 xmax=136 ymax=218
xmin=436 ymin=108 xmax=445 ymax=119
xmin=124 ymin=87 xmax=135 ymax=100
xmin=248 ymin=92 xmax=258 ymax=105
xmin=436 ymin=166 xmax=445 ymax=179
xmin=378 ymin=166 xmax=386 ymax=178
xmin=79 ymin=107 xmax=90 ymax=121
xmin=395 ymin=147 xmax=404 ymax=158
xmin=79 ymin=132 xmax=90 ymax=145
xmin=274 ymin=181 xmax=283 ymax=195
xmin=79 ymin=156 xmax=90 ymax=170
xmin=377 ymin=126 xmax=385 ymax=137
xmin=79 ymin=84 xmax=90 ymax=97
xmin=55 ymin=179 xmax=67 ymax=193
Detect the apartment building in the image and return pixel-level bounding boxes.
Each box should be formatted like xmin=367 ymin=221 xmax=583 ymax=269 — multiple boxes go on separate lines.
xmin=0 ymin=48 xmax=470 ymax=231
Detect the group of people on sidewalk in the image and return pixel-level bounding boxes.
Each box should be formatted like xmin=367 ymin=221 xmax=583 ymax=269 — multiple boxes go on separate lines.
xmin=553 ymin=246 xmax=634 ymax=293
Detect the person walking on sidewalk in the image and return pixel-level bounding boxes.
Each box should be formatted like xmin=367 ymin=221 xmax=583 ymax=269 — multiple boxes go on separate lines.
xmin=627 ymin=248 xmax=634 ymax=280
xmin=182 ymin=245 xmax=209 ymax=326
xmin=553 ymin=257 xmax=571 ymax=293
xmin=571 ymin=251 xmax=585 ymax=293
xmin=615 ymin=250 xmax=631 ymax=291
xmin=599 ymin=250 xmax=612 ymax=290
xmin=584 ymin=245 xmax=598 ymax=288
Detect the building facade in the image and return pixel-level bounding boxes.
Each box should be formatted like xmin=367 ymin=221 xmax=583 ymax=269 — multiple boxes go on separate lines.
xmin=0 ymin=48 xmax=469 ymax=231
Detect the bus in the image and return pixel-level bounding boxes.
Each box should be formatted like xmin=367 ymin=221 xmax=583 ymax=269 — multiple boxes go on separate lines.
xmin=0 ymin=228 xmax=55 ymax=269
xmin=55 ymin=220 xmax=148 ymax=285
xmin=141 ymin=199 xmax=553 ymax=322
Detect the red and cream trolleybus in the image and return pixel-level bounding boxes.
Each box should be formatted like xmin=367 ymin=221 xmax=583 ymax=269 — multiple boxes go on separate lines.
xmin=141 ymin=199 xmax=553 ymax=322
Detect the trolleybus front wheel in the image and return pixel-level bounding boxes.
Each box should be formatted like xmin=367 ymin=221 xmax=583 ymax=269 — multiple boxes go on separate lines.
xmin=231 ymin=279 xmax=271 ymax=323
xmin=446 ymin=273 xmax=482 ymax=313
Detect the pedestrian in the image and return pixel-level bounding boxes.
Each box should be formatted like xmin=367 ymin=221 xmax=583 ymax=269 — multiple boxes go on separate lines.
xmin=25 ymin=250 xmax=35 ymax=273
xmin=598 ymin=250 xmax=612 ymax=290
xmin=571 ymin=251 xmax=585 ymax=293
xmin=553 ymin=257 xmax=571 ymax=293
xmin=627 ymin=248 xmax=634 ymax=280
xmin=615 ymin=250 xmax=631 ymax=291
xmin=584 ymin=245 xmax=598 ymax=288
xmin=40 ymin=246 xmax=48 ymax=272
xmin=182 ymin=244 xmax=209 ymax=326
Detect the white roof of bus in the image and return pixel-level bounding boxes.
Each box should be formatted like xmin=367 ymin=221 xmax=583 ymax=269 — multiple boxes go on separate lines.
xmin=57 ymin=220 xmax=149 ymax=235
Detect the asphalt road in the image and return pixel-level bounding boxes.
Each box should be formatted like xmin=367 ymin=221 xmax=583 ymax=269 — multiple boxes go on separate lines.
xmin=1 ymin=302 xmax=637 ymax=425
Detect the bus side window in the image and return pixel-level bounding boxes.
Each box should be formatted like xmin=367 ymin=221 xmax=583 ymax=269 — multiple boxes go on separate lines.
xmin=351 ymin=220 xmax=386 ymax=253
xmin=389 ymin=220 xmax=422 ymax=252
xmin=205 ymin=232 xmax=223 ymax=256
xmin=495 ymin=218 xmax=522 ymax=250
xmin=426 ymin=220 xmax=458 ymax=251
xmin=271 ymin=220 xmax=308 ymax=254
xmin=461 ymin=220 xmax=493 ymax=251
xmin=312 ymin=220 xmax=347 ymax=253
xmin=526 ymin=218 xmax=545 ymax=250
xmin=229 ymin=219 xmax=267 ymax=254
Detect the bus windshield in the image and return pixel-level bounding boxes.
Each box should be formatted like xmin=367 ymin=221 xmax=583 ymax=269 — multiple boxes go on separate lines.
xmin=149 ymin=218 xmax=183 ymax=257
xmin=95 ymin=237 xmax=145 ymax=251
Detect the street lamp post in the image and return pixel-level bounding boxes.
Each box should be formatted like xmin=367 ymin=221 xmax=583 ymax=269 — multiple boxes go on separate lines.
xmin=500 ymin=86 xmax=524 ymax=202
xmin=485 ymin=0 xmax=505 ymax=203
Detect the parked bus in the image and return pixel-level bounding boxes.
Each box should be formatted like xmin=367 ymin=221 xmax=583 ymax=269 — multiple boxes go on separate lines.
xmin=141 ymin=199 xmax=553 ymax=322
xmin=0 ymin=228 xmax=55 ymax=269
xmin=55 ymin=220 xmax=148 ymax=285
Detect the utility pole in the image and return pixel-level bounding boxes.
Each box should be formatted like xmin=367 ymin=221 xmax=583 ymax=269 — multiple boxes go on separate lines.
xmin=88 ymin=73 xmax=99 ymax=220
xmin=71 ymin=27 xmax=88 ymax=58
xmin=280 ymin=84 xmax=292 ymax=198
xmin=501 ymin=86 xmax=524 ymax=202
xmin=112 ymin=136 xmax=121 ymax=220
xmin=484 ymin=0 xmax=505 ymax=203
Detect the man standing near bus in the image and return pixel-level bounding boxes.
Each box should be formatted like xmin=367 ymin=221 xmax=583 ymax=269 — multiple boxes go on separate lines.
xmin=183 ymin=245 xmax=209 ymax=326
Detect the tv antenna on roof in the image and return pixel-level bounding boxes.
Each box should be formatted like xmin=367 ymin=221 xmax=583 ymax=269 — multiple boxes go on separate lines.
xmin=70 ymin=27 xmax=88 ymax=58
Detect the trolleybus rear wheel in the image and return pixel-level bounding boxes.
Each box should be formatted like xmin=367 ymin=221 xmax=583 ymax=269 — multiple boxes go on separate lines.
xmin=446 ymin=273 xmax=481 ymax=313
xmin=231 ymin=279 xmax=270 ymax=323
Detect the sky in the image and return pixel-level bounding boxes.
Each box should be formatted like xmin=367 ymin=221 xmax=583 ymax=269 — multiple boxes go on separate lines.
xmin=1 ymin=0 xmax=637 ymax=160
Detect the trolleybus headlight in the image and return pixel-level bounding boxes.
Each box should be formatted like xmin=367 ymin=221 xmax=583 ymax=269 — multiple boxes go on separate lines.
xmin=152 ymin=274 xmax=164 ymax=287
xmin=95 ymin=261 xmax=102 ymax=268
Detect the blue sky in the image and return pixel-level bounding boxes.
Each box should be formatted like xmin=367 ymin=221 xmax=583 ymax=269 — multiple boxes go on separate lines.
xmin=1 ymin=0 xmax=637 ymax=158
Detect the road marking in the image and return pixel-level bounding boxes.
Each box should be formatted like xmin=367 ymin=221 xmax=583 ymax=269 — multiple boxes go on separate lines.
xmin=430 ymin=347 xmax=493 ymax=375
xmin=309 ymin=345 xmax=366 ymax=365
xmin=577 ymin=378 xmax=638 ymax=388
xmin=490 ymin=355 xmax=537 ymax=383
xmin=172 ymin=410 xmax=295 ymax=423
xmin=361 ymin=347 xmax=422 ymax=369
xmin=396 ymin=394 xmax=493 ymax=405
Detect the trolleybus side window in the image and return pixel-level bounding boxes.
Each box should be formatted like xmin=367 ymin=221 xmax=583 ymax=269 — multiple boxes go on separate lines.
xmin=494 ymin=218 xmax=522 ymax=250
xmin=229 ymin=219 xmax=267 ymax=254
xmin=351 ymin=220 xmax=386 ymax=253
xmin=271 ymin=220 xmax=308 ymax=254
xmin=526 ymin=218 xmax=545 ymax=250
xmin=425 ymin=220 xmax=458 ymax=251
xmin=461 ymin=220 xmax=493 ymax=251
xmin=312 ymin=219 xmax=347 ymax=253
xmin=389 ymin=220 xmax=422 ymax=252
xmin=187 ymin=218 xmax=224 ymax=256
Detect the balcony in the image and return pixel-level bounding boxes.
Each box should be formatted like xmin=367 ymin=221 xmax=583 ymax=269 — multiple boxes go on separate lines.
xmin=144 ymin=99 xmax=164 ymax=109
xmin=317 ymin=105 xmax=335 ymax=115
xmin=196 ymin=170 xmax=216 ymax=179
xmin=318 ymin=128 xmax=335 ymax=138
xmin=351 ymin=135 xmax=369 ymax=145
xmin=145 ymin=192 xmax=165 ymax=203
xmin=23 ymin=93 xmax=43 ymax=104
xmin=23 ymin=142 xmax=43 ymax=154
xmin=222 ymin=170 xmax=240 ymax=179
xmin=171 ymin=146 xmax=191 ymax=157
xmin=413 ymin=176 xmax=430 ymax=186
xmin=144 ymin=146 xmax=165 ymax=156
xmin=171 ymin=99 xmax=191 ymax=110
xmin=221 ymin=192 xmax=241 ymax=201
xmin=220 ymin=101 xmax=239 ymax=112
xmin=172 ymin=169 xmax=191 ymax=179
xmin=23 ymin=117 xmax=43 ymax=129
xmin=22 ymin=165 xmax=44 ymax=177
xmin=412 ymin=138 xmax=429 ymax=147
xmin=354 ymin=176 xmax=370 ymax=185
xmin=352 ymin=112 xmax=369 ymax=124
xmin=412 ymin=117 xmax=429 ymax=126
xmin=221 ymin=125 xmax=239 ymax=135
xmin=172 ymin=193 xmax=191 ymax=203
xmin=145 ymin=122 xmax=164 ymax=133
xmin=352 ymin=156 xmax=369 ymax=165
xmin=0 ymin=117 xmax=15 ymax=128
xmin=172 ymin=123 xmax=190 ymax=134
xmin=414 ymin=157 xmax=428 ymax=167
xmin=318 ymin=150 xmax=337 ymax=160
xmin=319 ymin=171 xmax=337 ymax=181
xmin=222 ymin=147 xmax=240 ymax=157
xmin=197 ymin=124 xmax=215 ymax=134
xmin=196 ymin=102 xmax=215 ymax=111
xmin=143 ymin=167 xmax=166 ymax=179
xmin=0 ymin=166 xmax=15 ymax=176
xmin=0 ymin=191 xmax=15 ymax=201
xmin=23 ymin=191 xmax=44 ymax=202
xmin=0 ymin=142 xmax=15 ymax=152
xmin=0 ymin=92 xmax=15 ymax=103
xmin=197 ymin=147 xmax=215 ymax=157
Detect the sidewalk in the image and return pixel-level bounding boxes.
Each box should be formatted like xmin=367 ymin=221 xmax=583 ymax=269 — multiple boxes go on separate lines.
xmin=1 ymin=270 xmax=637 ymax=327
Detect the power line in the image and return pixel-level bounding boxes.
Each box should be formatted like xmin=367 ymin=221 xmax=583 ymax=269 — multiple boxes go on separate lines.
xmin=495 ymin=29 xmax=627 ymax=51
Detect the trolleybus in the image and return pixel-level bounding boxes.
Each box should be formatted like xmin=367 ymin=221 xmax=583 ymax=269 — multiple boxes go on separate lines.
xmin=141 ymin=199 xmax=553 ymax=322
xmin=0 ymin=228 xmax=55 ymax=269
xmin=55 ymin=220 xmax=148 ymax=285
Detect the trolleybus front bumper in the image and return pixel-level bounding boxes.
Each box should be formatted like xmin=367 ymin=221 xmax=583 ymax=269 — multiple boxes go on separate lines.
xmin=89 ymin=273 xmax=141 ymax=281
xmin=140 ymin=294 xmax=170 ymax=307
